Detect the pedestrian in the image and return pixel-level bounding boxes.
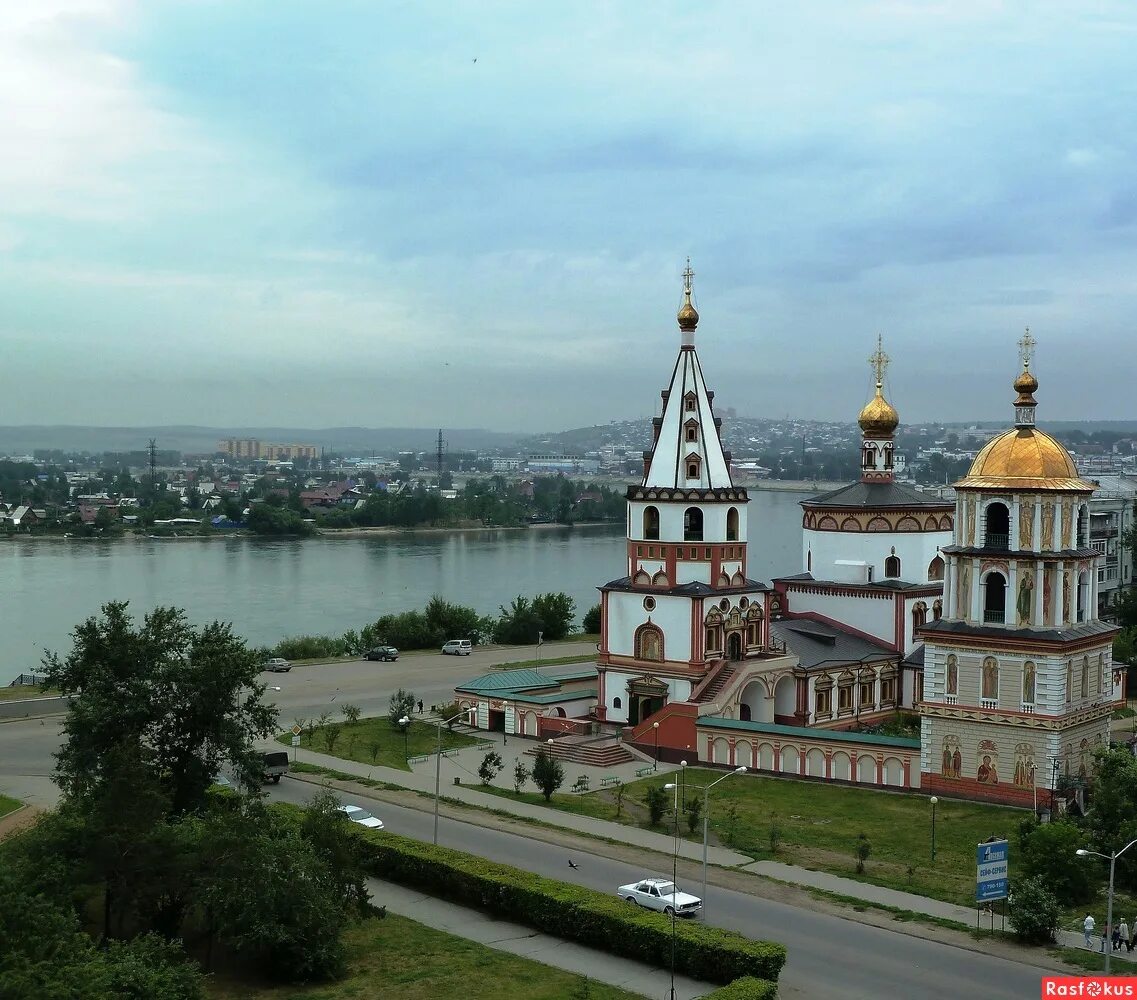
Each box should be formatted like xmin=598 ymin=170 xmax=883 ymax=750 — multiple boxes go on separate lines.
xmin=1120 ymin=920 xmax=1130 ymax=953
xmin=1084 ymin=913 xmax=1096 ymax=948
xmin=418 ymin=699 xmax=424 ymax=714
xmin=1113 ymin=923 xmax=1123 ymax=951
xmin=1130 ymin=918 xmax=1137 ymax=952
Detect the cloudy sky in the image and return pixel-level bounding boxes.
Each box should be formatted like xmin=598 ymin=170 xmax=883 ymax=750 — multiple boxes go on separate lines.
xmin=1 ymin=2 xmax=1134 ymax=432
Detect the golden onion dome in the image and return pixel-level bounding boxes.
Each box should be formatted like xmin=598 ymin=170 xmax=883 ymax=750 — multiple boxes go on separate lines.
xmin=1013 ymin=368 xmax=1039 ymax=395
xmin=858 ymin=384 xmax=900 ymax=436
xmin=955 ymin=428 xmax=1092 ymax=491
xmin=677 ymin=293 xmax=699 ymax=331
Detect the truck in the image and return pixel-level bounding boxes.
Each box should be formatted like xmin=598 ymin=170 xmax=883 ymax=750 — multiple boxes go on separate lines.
xmin=261 ymin=750 xmax=289 ymax=784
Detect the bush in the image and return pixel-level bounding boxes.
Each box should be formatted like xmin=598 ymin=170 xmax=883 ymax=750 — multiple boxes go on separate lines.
xmin=703 ymin=978 xmax=779 ymax=1000
xmin=354 ymin=829 xmax=785 ymax=986
xmin=1008 ymin=876 xmax=1061 ymax=944
xmin=1020 ymin=820 xmax=1095 ymax=905
xmin=272 ymin=634 xmax=347 ymax=660
xmin=532 ymin=750 xmax=565 ymax=801
xmin=854 ymin=832 xmax=871 ymax=873
xmin=582 ymin=604 xmax=601 ymax=634
xmin=644 ymin=786 xmax=669 ymax=827
xmin=478 ymin=751 xmax=504 ymax=785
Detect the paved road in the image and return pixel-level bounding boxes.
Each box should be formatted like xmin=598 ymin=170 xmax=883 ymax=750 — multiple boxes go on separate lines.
xmin=273 ymin=778 xmax=1051 ymax=1000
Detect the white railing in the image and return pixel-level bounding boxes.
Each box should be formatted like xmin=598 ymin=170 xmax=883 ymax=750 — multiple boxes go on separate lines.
xmin=981 ymin=698 xmax=999 ymax=710
xmin=1020 ymin=703 xmax=1035 ymax=714
xmin=944 ymin=695 xmax=957 ymax=706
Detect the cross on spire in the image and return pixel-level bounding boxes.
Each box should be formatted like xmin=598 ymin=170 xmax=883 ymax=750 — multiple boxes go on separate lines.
xmin=868 ymin=333 xmax=890 ymax=388
xmin=1018 ymin=327 xmax=1036 ymax=370
xmin=682 ymin=257 xmax=694 ymax=299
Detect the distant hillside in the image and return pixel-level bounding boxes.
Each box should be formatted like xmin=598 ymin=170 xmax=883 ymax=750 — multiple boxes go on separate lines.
xmin=0 ymin=425 xmax=523 ymax=456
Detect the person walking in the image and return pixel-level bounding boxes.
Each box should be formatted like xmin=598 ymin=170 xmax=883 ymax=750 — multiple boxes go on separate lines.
xmin=1120 ymin=920 xmax=1130 ymax=953
xmin=1113 ymin=922 xmax=1123 ymax=951
xmin=1130 ymin=918 xmax=1137 ymax=953
xmin=1084 ymin=913 xmax=1096 ymax=948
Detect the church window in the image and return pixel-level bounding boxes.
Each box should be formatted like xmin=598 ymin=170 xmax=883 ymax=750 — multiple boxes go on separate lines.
xmin=932 ymin=598 xmax=942 ymax=620
xmin=637 ymin=545 xmax=643 ymax=557
xmin=612 ymin=696 xmax=622 ymax=710
xmin=928 ymin=556 xmax=944 ymax=581
xmin=884 ymin=447 xmax=894 ymax=470
xmin=807 ymin=549 xmax=812 ymax=572
xmin=815 ymin=686 xmax=832 ymax=717
xmin=880 ymin=674 xmax=895 ymax=705
xmin=648 ymin=546 xmax=655 ymax=558
xmin=683 ymin=508 xmax=703 ymax=542
xmin=862 ymin=445 xmax=874 ymax=468
xmin=685 ymin=394 xmax=697 ymax=412
xmin=687 ymin=462 xmax=699 ymax=479
xmin=705 ymin=547 xmax=712 ymax=560
xmin=1066 ymin=659 xmax=1073 ymax=703
xmin=912 ymin=602 xmax=927 ymax=629
xmin=685 ymin=420 xmax=699 ymax=442
xmin=859 ymin=676 xmax=874 ymax=709
xmin=984 ymin=502 xmax=1010 ymax=549
xmin=727 ymin=507 xmax=740 ymax=542
xmin=838 ymin=683 xmax=853 ymax=713
xmin=690 ymin=547 xmax=697 ymax=559
xmin=642 ymin=596 xmax=656 ymax=611
xmin=643 ymin=506 xmax=660 ymax=540
xmin=983 ymin=572 xmax=1007 ymax=624
xmin=1081 ymin=656 xmax=1089 ymax=698
xmin=634 ymin=623 xmax=664 ymax=662
xmin=746 ymin=623 xmax=757 ymax=645
xmin=981 ymin=657 xmax=999 ymax=702
xmin=885 ymin=555 xmax=901 ymax=578
xmin=946 ymin=654 xmax=958 ymax=696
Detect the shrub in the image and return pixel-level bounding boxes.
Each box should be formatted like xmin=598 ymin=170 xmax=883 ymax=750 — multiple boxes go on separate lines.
xmin=1008 ymin=876 xmax=1061 ymax=944
xmin=686 ymin=796 xmax=703 ymax=835
xmin=703 ymin=978 xmax=779 ymax=1000
xmin=582 ymin=604 xmax=601 ymax=634
xmin=854 ymin=832 xmax=871 ymax=873
xmin=532 ymin=750 xmax=565 ymax=801
xmin=513 ymin=759 xmax=529 ymax=794
xmin=388 ymin=689 xmax=416 ymax=727
xmin=1020 ymin=820 xmax=1095 ymax=906
xmin=272 ymin=634 xmax=347 ymax=660
xmin=354 ymin=829 xmax=785 ymax=986
xmin=644 ymin=786 xmax=669 ymax=827
xmin=478 ymin=751 xmax=504 ymax=785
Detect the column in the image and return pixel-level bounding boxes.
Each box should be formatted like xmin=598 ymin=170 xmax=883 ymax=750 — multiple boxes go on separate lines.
xmin=1033 ymin=560 xmax=1044 ymax=626
xmin=1033 ymin=500 xmax=1042 ymax=554
xmin=970 ymin=558 xmax=982 ymax=623
xmin=943 ymin=555 xmax=954 ymax=618
xmin=1055 ymin=560 xmax=1066 ymax=624
xmin=1090 ymin=562 xmax=1099 ymax=621
xmin=1008 ymin=561 xmax=1019 ymax=626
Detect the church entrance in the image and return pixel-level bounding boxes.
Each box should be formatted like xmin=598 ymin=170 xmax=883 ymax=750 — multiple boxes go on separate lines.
xmin=728 ymin=632 xmax=743 ymax=660
xmin=739 ymin=703 xmax=752 ymax=721
xmin=627 ymin=676 xmax=669 ymax=726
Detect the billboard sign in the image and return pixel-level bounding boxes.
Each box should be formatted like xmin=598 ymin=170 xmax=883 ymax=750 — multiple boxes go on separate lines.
xmin=976 ymin=839 xmax=1009 ymax=903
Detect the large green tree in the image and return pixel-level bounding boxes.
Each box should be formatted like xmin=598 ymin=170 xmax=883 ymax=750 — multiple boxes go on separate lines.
xmin=43 ymin=602 xmax=276 ymax=814
xmin=1088 ymin=747 xmax=1137 ymax=890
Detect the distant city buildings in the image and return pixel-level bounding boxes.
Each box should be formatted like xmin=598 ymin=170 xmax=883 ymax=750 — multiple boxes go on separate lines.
xmin=217 ymin=439 xmax=319 ymax=461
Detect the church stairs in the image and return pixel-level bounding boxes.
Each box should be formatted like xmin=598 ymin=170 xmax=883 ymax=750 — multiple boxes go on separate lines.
xmin=525 ymin=736 xmax=636 ymax=768
xmin=690 ymin=659 xmax=736 ymax=703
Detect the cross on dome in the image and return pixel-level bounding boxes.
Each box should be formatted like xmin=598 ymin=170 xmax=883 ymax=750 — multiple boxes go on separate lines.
xmin=868 ymin=333 xmax=890 ymax=389
xmin=1018 ymin=327 xmax=1037 ymax=370
xmin=677 ymin=257 xmax=699 ymax=333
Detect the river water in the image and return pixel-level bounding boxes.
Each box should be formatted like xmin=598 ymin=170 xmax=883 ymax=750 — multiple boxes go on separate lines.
xmin=0 ymin=489 xmax=810 ymax=683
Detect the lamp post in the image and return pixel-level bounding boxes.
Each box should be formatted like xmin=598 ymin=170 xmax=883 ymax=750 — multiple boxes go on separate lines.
xmin=536 ymin=631 xmax=543 ymax=673
xmin=1077 ymin=839 xmax=1137 ymax=973
xmin=398 ymin=715 xmax=410 ymax=762
xmin=653 ymin=721 xmax=660 ymax=770
xmin=930 ymin=796 xmax=938 ymax=862
xmin=502 ymin=700 xmax=510 ymax=746
xmin=702 ymin=765 xmax=747 ymax=914
xmin=663 ymin=764 xmax=686 ymax=1000
xmin=433 ymin=709 xmax=470 ymax=845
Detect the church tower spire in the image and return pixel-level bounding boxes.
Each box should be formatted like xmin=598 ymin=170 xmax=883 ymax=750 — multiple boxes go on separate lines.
xmin=1013 ymin=328 xmax=1039 ymax=428
xmin=858 ymin=334 xmax=900 ymax=483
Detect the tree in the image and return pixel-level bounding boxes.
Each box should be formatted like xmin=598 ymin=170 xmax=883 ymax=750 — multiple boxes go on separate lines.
xmin=644 ymin=786 xmax=669 ymax=827
xmin=512 ymin=759 xmax=529 ymax=794
xmin=582 ymin=604 xmax=601 ymax=635
xmin=323 ymin=721 xmax=342 ymax=754
xmin=246 ymin=504 xmax=314 ymax=537
xmin=42 ymin=602 xmax=276 ymax=815
xmin=685 ymin=796 xmax=703 ymax=835
xmin=1008 ymin=876 xmax=1061 ymax=944
xmin=531 ymin=749 xmax=565 ymax=802
xmin=493 ymin=592 xmax=577 ymax=645
xmin=478 ymin=751 xmax=504 ymax=785
xmin=1019 ymin=821 xmax=1095 ymax=905
xmin=1088 ymin=747 xmax=1137 ymax=890
xmin=387 ymin=688 xmax=416 ymax=727
xmin=854 ymin=833 xmax=872 ymax=874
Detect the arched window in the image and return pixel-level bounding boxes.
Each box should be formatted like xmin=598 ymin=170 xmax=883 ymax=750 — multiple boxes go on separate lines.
xmin=1077 ymin=571 xmax=1089 ymax=623
xmin=984 ymin=502 xmax=1010 ymax=549
xmin=932 ymin=598 xmax=942 ymax=620
xmin=1022 ymin=661 xmax=1036 ymax=705
xmin=884 ymin=555 xmax=901 ymax=578
xmin=1080 ymin=656 xmax=1089 ymax=698
xmin=806 ymin=549 xmax=812 ymax=572
xmin=983 ymin=572 xmax=1007 ymax=624
xmin=912 ymin=602 xmax=927 ymax=629
xmin=1066 ymin=659 xmax=1073 ymax=703
xmin=982 ymin=657 xmax=999 ymax=702
xmin=634 ymin=623 xmax=664 ymax=662
xmin=945 ymin=654 xmax=958 ymax=696
xmin=927 ymin=556 xmax=944 ymax=581
xmin=612 ymin=696 xmax=622 ymax=710
xmin=685 ymin=454 xmax=701 ymax=480
xmin=683 ymin=507 xmax=703 ymax=542
xmin=726 ymin=507 xmax=739 ymax=542
xmin=643 ymin=506 xmax=660 ymax=540
xmin=1077 ymin=505 xmax=1088 ymax=547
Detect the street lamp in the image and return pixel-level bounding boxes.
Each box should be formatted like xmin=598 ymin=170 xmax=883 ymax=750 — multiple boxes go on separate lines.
xmin=653 ymin=721 xmax=660 ymax=770
xmin=398 ymin=715 xmax=410 ymax=762
xmin=502 ymin=700 xmax=509 ymax=746
xmin=1077 ymin=839 xmax=1137 ymax=973
xmin=536 ymin=630 xmax=543 ymax=672
xmin=702 ymin=765 xmax=747 ymax=914
xmin=663 ymin=765 xmax=686 ymax=1000
xmin=930 ymin=796 xmax=938 ymax=862
xmin=434 ymin=708 xmax=470 ymax=845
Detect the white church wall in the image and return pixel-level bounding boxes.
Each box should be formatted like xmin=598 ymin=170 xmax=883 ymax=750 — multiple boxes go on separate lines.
xmin=804 ymin=527 xmax=950 ymax=584
xmin=785 ymin=590 xmax=897 ymax=647
xmin=605 ymin=593 xmax=694 ymax=661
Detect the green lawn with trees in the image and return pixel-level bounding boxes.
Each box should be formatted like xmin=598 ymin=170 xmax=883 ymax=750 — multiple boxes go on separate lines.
xmin=0 ymin=794 xmax=21 ymax=819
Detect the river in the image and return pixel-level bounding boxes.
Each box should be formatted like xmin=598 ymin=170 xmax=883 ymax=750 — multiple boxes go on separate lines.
xmin=0 ymin=489 xmax=810 ymax=683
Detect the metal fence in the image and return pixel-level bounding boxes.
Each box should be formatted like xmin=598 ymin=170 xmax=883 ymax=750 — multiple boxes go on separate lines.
xmin=7 ymin=673 xmax=47 ymax=688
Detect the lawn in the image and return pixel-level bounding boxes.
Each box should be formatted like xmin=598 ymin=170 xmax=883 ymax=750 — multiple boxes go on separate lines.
xmin=0 ymin=684 xmax=60 ymax=701
xmin=207 ymin=913 xmax=638 ymax=1000
xmin=0 ymin=794 xmax=21 ymax=819
xmin=278 ymin=717 xmax=486 ymax=771
xmin=481 ymin=767 xmax=1026 ymax=908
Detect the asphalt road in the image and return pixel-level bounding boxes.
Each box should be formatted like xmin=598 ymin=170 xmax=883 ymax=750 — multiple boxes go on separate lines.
xmin=272 ymin=778 xmax=1050 ymax=1000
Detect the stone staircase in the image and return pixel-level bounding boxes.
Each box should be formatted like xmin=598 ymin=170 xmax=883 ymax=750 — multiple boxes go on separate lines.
xmin=692 ymin=664 xmax=737 ymax=703
xmin=526 ymin=735 xmax=635 ymax=768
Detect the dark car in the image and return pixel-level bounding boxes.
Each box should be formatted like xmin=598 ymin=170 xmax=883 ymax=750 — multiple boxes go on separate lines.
xmin=364 ymin=645 xmax=399 ymax=661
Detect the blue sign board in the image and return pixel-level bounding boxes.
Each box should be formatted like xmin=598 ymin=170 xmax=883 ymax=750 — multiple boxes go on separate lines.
xmin=976 ymin=840 xmax=1009 ymax=903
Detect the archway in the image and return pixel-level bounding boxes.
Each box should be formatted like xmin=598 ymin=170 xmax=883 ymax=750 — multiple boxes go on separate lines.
xmin=727 ymin=507 xmax=740 ymax=541
xmin=643 ymin=506 xmax=660 ymax=540
xmin=983 ymin=572 xmax=1007 ymax=624
xmin=773 ymin=675 xmax=795 ymax=723
xmin=985 ymin=502 xmax=1010 ymax=548
xmin=683 ymin=507 xmax=703 ymax=541
xmin=739 ymin=680 xmax=767 ymax=723
xmin=739 ymin=703 xmax=751 ymax=721
xmin=728 ymin=632 xmax=743 ymax=660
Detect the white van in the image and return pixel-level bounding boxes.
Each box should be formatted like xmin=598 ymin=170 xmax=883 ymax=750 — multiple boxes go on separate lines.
xmin=441 ymin=639 xmax=473 ymax=656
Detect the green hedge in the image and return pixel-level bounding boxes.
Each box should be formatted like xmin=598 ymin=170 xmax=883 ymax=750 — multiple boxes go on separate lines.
xmin=704 ymin=977 xmax=779 ymax=1000
xmin=357 ymin=830 xmax=785 ymax=987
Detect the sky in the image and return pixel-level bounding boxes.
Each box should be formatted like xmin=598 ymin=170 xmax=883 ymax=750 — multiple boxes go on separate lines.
xmin=1 ymin=1 xmax=1135 ymax=432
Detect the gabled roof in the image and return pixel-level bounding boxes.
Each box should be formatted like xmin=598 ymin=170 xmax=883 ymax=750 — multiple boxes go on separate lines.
xmin=455 ymin=668 xmax=559 ymax=695
xmin=802 ymin=481 xmax=953 ymax=510
xmin=642 ymin=347 xmax=732 ymax=490
xmin=775 ymin=572 xmax=938 ymax=593
xmin=771 ymin=619 xmax=895 ymax=671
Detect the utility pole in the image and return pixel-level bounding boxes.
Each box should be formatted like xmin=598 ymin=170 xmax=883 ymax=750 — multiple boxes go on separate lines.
xmin=147 ymin=438 xmax=158 ymax=498
xmin=436 ymin=429 xmax=447 ymax=486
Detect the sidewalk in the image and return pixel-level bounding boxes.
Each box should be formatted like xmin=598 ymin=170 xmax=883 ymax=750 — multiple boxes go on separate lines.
xmin=372 ymin=878 xmax=717 ymax=1000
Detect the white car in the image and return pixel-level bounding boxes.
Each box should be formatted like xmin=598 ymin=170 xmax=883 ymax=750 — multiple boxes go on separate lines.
xmin=264 ymin=657 xmax=291 ymax=673
xmin=337 ymin=804 xmax=385 ymax=830
xmin=617 ymin=878 xmax=702 ymax=917
xmin=441 ymin=639 xmax=472 ymax=655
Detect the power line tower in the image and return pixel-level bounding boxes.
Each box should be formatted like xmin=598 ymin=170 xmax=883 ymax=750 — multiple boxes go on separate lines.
xmin=436 ymin=429 xmax=448 ymax=484
xmin=148 ymin=438 xmax=158 ymax=498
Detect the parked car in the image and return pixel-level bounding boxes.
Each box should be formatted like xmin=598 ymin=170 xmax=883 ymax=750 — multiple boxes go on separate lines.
xmin=263 ymin=657 xmax=291 ymax=673
xmin=364 ymin=645 xmax=399 ymax=661
xmin=617 ymin=878 xmax=702 ymax=917
xmin=337 ymin=804 xmax=385 ymax=829
xmin=260 ymin=750 xmax=289 ymax=784
xmin=441 ymin=639 xmax=472 ymax=656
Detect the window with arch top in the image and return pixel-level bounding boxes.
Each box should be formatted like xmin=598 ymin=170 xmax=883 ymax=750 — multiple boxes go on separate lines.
xmin=984 ymin=502 xmax=1010 ymax=549
xmin=612 ymin=696 xmax=622 ymax=710
xmin=634 ymin=622 xmax=664 ymax=662
xmin=683 ymin=507 xmax=703 ymax=542
xmin=884 ymin=555 xmax=901 ymax=578
xmin=643 ymin=505 xmax=660 ymax=541
xmin=726 ymin=506 xmax=739 ymax=542
xmin=927 ymin=556 xmax=944 ymax=581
